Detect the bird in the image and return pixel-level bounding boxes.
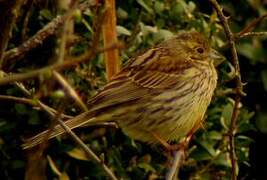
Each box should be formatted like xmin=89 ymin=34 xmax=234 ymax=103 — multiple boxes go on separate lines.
xmin=22 ymin=31 xmax=223 ymax=149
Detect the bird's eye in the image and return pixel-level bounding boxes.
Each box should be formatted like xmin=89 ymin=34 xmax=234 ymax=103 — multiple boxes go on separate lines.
xmin=196 ymin=47 xmax=204 ymax=54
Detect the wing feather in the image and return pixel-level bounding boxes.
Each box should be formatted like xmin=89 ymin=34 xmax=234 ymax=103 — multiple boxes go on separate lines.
xmin=88 ymin=48 xmax=193 ymax=111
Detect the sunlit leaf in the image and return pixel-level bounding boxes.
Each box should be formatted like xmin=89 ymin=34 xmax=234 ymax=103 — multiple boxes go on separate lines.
xmin=47 ymin=156 xmax=61 ymax=176
xmin=59 ymin=172 xmax=70 ymax=180
xmin=136 ymin=0 xmax=153 ymax=14
xmin=67 ymin=148 xmax=90 ymax=161
xmin=117 ymin=26 xmax=131 ymax=36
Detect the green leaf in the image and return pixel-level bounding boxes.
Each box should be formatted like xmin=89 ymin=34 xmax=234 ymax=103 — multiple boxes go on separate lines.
xmin=28 ymin=111 xmax=40 ymax=125
xmin=10 ymin=160 xmax=25 ymax=169
xmin=170 ymin=3 xmax=185 ymax=18
xmin=152 ymin=29 xmax=174 ymax=43
xmin=117 ymin=8 xmax=128 ymax=19
xmin=190 ymin=147 xmax=212 ymax=161
xmin=117 ymin=26 xmax=132 ymax=36
xmin=220 ymin=103 xmax=234 ymax=130
xmin=47 ymin=155 xmax=61 ymax=176
xmin=67 ymin=148 xmax=90 ymax=161
xmin=255 ymin=112 xmax=267 ymax=134
xmin=198 ymin=141 xmax=216 ymax=157
xmin=39 ymin=9 xmax=54 ymax=20
xmin=136 ymin=0 xmax=153 ymax=14
xmin=154 ymin=1 xmax=165 ymax=15
xmin=237 ymin=43 xmax=265 ymax=64
xmin=207 ymin=131 xmax=222 ymax=140
xmin=59 ymin=172 xmax=70 ymax=180
xmin=236 ymin=135 xmax=254 ymax=147
xmin=214 ymin=153 xmax=231 ymax=167
xmin=137 ymin=163 xmax=156 ymax=173
xmin=14 ymin=104 xmax=27 ymax=115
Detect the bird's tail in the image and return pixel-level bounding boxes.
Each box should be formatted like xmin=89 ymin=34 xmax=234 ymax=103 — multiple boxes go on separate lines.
xmin=22 ymin=111 xmax=100 ymax=149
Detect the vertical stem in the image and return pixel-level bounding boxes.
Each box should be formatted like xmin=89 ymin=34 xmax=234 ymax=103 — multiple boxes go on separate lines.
xmin=102 ymin=0 xmax=120 ymax=80
xmin=0 ymin=0 xmax=23 ymax=68
xmin=208 ymin=1 xmax=244 ymax=180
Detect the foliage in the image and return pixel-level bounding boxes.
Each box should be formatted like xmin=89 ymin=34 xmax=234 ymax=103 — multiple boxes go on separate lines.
xmin=0 ymin=0 xmax=267 ymax=179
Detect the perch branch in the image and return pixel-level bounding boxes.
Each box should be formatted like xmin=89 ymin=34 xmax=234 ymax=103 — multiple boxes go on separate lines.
xmin=166 ymin=150 xmax=185 ymax=180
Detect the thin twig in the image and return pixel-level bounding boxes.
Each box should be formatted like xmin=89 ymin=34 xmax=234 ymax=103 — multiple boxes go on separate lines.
xmin=166 ymin=150 xmax=184 ymax=180
xmin=53 ymin=71 xmax=88 ymax=111
xmin=238 ymin=31 xmax=267 ymax=39
xmin=208 ymin=1 xmax=245 ymax=180
xmin=0 ymin=95 xmax=35 ymax=105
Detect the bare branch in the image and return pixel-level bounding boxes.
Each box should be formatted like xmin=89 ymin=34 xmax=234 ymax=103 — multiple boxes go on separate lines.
xmin=0 ymin=95 xmax=34 ymax=105
xmin=238 ymin=31 xmax=267 ymax=39
xmin=208 ymin=0 xmax=245 ymax=179
xmin=0 ymin=43 xmax=123 ymax=86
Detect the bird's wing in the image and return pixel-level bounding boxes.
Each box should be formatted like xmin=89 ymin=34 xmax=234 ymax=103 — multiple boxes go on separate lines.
xmin=88 ymin=47 xmax=194 ymax=111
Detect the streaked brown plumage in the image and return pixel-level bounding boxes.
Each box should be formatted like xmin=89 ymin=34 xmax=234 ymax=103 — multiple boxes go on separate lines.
xmin=22 ymin=31 xmax=223 ymax=149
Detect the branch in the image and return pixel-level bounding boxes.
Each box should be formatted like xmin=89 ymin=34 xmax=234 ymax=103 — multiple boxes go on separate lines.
xmin=237 ymin=31 xmax=267 ymax=39
xmin=235 ymin=13 xmax=267 ymax=38
xmin=0 ymin=0 xmax=24 ymax=68
xmin=166 ymin=150 xmax=185 ymax=180
xmin=208 ymin=1 xmax=245 ymax=179
xmin=0 ymin=43 xmax=123 ymax=86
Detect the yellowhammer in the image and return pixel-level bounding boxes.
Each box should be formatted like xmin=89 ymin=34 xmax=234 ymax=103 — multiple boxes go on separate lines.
xmin=22 ymin=31 xmax=224 ymax=149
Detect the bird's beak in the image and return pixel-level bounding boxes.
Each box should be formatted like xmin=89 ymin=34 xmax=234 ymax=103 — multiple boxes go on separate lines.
xmin=210 ymin=49 xmax=226 ymax=67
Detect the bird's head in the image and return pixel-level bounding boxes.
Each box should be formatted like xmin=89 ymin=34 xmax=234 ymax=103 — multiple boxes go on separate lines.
xmin=161 ymin=31 xmax=225 ymax=64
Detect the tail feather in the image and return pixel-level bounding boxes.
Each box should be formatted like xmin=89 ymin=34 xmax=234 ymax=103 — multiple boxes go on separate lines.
xmin=22 ymin=111 xmax=98 ymax=149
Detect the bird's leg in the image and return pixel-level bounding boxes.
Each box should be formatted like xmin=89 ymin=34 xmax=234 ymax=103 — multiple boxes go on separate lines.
xmin=151 ymin=119 xmax=204 ymax=152
xmin=151 ymin=132 xmax=188 ymax=168
xmin=185 ymin=120 xmax=205 ymax=143
xmin=151 ymin=132 xmax=190 ymax=152
xmin=151 ymin=132 xmax=173 ymax=150
xmin=151 ymin=132 xmax=176 ymax=166
xmin=151 ymin=121 xmax=204 ymax=165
